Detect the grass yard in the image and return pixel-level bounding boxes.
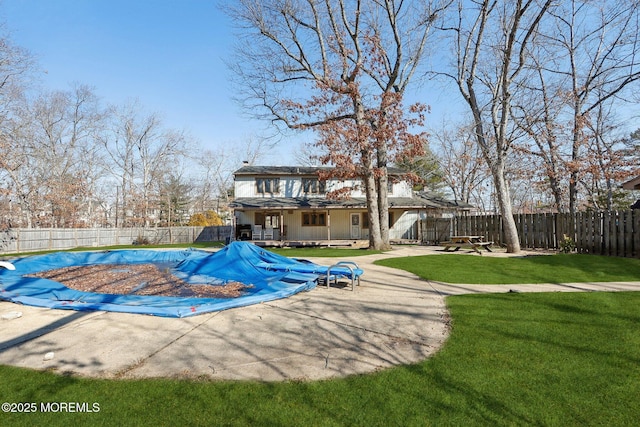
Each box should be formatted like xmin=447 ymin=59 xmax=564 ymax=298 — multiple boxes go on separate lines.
xmin=2 ymin=251 xmax=639 ymax=425
xmin=374 ymin=253 xmax=640 ymax=284
xmin=1 ymin=292 xmax=639 ymax=426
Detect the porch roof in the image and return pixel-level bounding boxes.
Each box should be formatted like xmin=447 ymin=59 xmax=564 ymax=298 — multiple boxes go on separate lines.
xmin=621 ymin=175 xmax=640 ymax=190
xmin=230 ymin=193 xmax=472 ymax=211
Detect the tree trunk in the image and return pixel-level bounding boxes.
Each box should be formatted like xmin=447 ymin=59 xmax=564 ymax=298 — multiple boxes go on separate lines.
xmin=492 ymin=162 xmax=521 ymax=253
xmin=568 ymin=106 xmax=582 ymax=215
xmin=363 ymin=159 xmax=384 ymax=250
xmin=548 ymin=172 xmax=565 ymax=213
xmin=360 ymin=146 xmax=383 ymax=249
xmin=376 ymin=173 xmax=391 ymax=249
xmin=467 ymin=88 xmax=521 ymax=253
xmin=376 ymin=144 xmax=391 ymax=250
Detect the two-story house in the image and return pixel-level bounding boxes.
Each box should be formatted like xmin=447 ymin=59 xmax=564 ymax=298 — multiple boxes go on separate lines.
xmin=230 ymin=165 xmax=471 ymax=246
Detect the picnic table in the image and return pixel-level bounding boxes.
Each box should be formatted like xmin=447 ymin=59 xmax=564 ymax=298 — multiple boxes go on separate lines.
xmin=443 ymin=236 xmax=493 ymax=254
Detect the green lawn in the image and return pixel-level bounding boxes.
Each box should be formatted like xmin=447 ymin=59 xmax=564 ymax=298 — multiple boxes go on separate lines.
xmin=1 ymin=291 xmax=638 ymax=426
xmin=2 ymin=252 xmax=639 ymax=425
xmin=374 ymin=253 xmax=640 ymax=284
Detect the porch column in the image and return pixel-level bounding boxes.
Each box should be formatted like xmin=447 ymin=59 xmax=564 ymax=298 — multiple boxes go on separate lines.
xmin=280 ymin=209 xmax=284 ymax=242
xmin=232 ymin=211 xmax=238 ymax=241
xmin=327 ymin=210 xmax=331 ymax=242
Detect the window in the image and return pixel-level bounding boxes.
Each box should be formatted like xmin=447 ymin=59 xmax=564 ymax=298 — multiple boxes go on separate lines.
xmin=360 ymin=212 xmax=393 ymax=228
xmin=302 ymin=178 xmax=326 ymax=194
xmin=255 ymin=212 xmax=279 ymax=228
xmin=302 ymin=212 xmax=326 ymax=226
xmin=256 ymin=178 xmax=280 ymax=194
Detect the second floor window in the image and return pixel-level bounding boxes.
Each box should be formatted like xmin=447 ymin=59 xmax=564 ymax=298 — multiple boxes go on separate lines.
xmin=256 ymin=178 xmax=279 ymax=194
xmin=302 ymin=178 xmax=326 ymax=194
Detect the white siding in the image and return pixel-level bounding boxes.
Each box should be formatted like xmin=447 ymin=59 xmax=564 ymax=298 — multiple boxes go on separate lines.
xmin=235 ymin=175 xmax=371 ymax=198
xmin=233 ymin=170 xmax=419 ymax=241
xmin=392 ymin=181 xmax=413 ymax=197
xmin=390 ymin=210 xmax=419 ymax=240
xmin=283 ymin=210 xmax=329 ymax=240
xmin=235 ymin=178 xmax=258 ymax=198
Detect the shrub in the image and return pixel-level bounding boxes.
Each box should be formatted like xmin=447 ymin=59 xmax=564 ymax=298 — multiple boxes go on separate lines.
xmin=132 ymin=234 xmax=150 ymax=245
xmin=559 ymin=234 xmax=576 ymax=253
xmin=188 ymin=210 xmax=223 ymax=226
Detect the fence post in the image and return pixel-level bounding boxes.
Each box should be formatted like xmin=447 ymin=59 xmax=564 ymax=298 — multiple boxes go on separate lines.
xmin=614 ymin=211 xmax=622 ymax=257
xmin=545 ymin=213 xmax=553 ymax=249
xmin=631 ymin=209 xmax=640 ymax=258
xmin=602 ymin=211 xmax=611 ymax=256
xmin=491 ymin=214 xmax=500 ymax=244
xmin=575 ymin=211 xmax=583 ymax=253
xmin=623 ymin=210 xmax=632 ymax=258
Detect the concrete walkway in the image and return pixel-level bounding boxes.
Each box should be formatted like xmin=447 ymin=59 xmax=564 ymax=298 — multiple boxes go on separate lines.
xmin=0 ymin=246 xmax=638 ymax=381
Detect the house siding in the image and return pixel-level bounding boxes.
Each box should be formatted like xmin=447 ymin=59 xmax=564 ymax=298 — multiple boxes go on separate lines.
xmin=231 ymin=166 xmax=468 ymax=244
xmin=390 ymin=210 xmax=419 ymax=240
xmin=234 ymin=175 xmax=412 ymax=199
xmin=236 ymin=209 xmax=370 ymax=240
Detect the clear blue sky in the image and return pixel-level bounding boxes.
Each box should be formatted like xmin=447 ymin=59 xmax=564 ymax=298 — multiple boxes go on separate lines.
xmin=1 ymin=0 xmax=290 ymax=158
xmin=1 ymin=0 xmax=462 ymax=165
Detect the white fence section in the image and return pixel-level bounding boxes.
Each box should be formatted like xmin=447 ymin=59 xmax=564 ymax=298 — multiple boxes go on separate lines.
xmin=0 ymin=226 xmax=233 ymax=254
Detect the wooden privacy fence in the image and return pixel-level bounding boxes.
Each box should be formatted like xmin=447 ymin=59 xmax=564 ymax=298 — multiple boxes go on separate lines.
xmin=0 ymin=226 xmax=233 ymax=255
xmin=423 ymin=210 xmax=640 ymax=258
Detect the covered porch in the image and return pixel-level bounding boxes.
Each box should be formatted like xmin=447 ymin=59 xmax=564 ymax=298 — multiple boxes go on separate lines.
xmin=232 ymin=201 xmax=372 ymax=246
xmin=230 ymin=194 xmax=471 ymax=248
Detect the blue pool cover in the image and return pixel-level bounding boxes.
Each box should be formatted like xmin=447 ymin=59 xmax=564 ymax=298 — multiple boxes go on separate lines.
xmin=0 ymin=241 xmax=360 ymax=318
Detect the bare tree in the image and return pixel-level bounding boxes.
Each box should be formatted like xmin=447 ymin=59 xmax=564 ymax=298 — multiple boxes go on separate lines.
xmin=579 ymin=99 xmax=637 ymax=210
xmin=227 ymin=0 xmax=451 ymax=250
xmin=1 ymin=114 xmax=37 ymax=227
xmin=293 ymin=140 xmax=320 ymax=166
xmin=0 ymin=25 xmax=34 ymax=115
xmin=35 ymin=84 xmax=104 ymax=226
xmin=441 ymin=0 xmax=553 ymax=253
xmin=192 ymin=133 xmax=273 ymax=214
xmin=512 ymin=52 xmax=568 ymax=212
xmin=0 ymin=28 xmax=36 ymax=227
xmin=102 ymin=100 xmax=188 ymax=226
xmin=515 ymin=0 xmax=640 ymax=212
xmin=2 ymin=84 xmax=105 ymax=227
xmin=431 ymin=120 xmax=489 ymax=206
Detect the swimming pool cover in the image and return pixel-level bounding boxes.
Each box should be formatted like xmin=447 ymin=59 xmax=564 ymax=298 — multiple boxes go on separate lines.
xmin=0 ymin=242 xmax=322 ymax=317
